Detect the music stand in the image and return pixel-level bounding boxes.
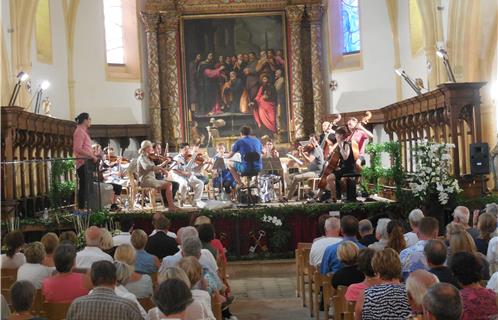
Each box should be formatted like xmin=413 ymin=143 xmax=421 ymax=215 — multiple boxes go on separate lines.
xmin=262 ymin=158 xmax=284 ymax=197
xmin=212 ymin=158 xmax=227 ymax=200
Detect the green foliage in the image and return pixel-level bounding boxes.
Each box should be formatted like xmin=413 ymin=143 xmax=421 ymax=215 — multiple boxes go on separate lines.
xmin=89 ymin=210 xmax=109 ymax=226
xmin=49 ymin=159 xmax=76 ymax=209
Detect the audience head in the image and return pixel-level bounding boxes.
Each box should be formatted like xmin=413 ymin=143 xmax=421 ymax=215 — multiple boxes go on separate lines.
xmin=406 ymin=270 xmax=439 ymax=313
xmin=181 ymin=237 xmax=202 ymax=259
xmin=114 ymin=244 xmax=137 ymax=266
xmin=371 ymin=248 xmax=402 ymax=281
xmin=324 ymin=217 xmax=341 ymax=237
xmin=85 ymin=226 xmax=102 ymax=246
xmin=154 ymin=279 xmax=193 ymax=317
xmin=387 ymin=220 xmax=406 ymax=253
xmin=418 ymin=217 xmax=439 ymax=239
xmin=448 ymin=229 xmax=476 ymax=255
xmin=477 ymin=213 xmax=497 ymax=241
xmin=452 ymin=206 xmax=470 ymax=225
xmin=194 ymin=215 xmax=211 ymax=227
xmin=10 ymin=281 xmax=36 ymax=313
xmin=240 ymin=126 xmax=252 ymax=136
xmin=24 ymin=242 xmax=45 ymax=264
xmin=53 ymin=243 xmax=76 ymax=273
xmin=357 ymin=248 xmax=376 ymax=278
xmin=450 ymin=251 xmax=482 ymax=286
xmin=424 ymin=239 xmax=447 ymax=267
xmin=157 ymin=266 xmax=191 ymax=287
xmin=4 ymin=230 xmax=25 ymax=258
xmin=179 ymin=226 xmax=199 ymax=245
xmin=178 ymin=257 xmax=203 ymax=289
xmin=99 ymin=228 xmax=114 ymax=251
xmin=317 ymin=214 xmax=331 ymax=237
xmin=155 ymin=215 xmax=171 ymax=231
xmin=59 ymin=230 xmax=77 ymax=245
xmin=375 ymin=218 xmax=391 ymax=240
xmin=358 ymin=219 xmax=373 ymax=237
xmin=90 ymin=260 xmax=117 ymax=287
xmin=197 ymin=223 xmax=215 ymax=244
xmin=340 ymin=215 xmax=359 ymax=237
xmin=119 ymin=218 xmax=134 ymax=233
xmin=423 ymin=283 xmax=462 ymax=320
xmin=408 ymin=209 xmax=424 ymax=231
xmin=485 ymin=203 xmax=498 ymax=218
xmin=40 ymin=232 xmax=59 ymax=256
xmin=130 ymin=229 xmax=148 ymax=250
xmin=337 ymin=241 xmax=359 ymax=266
xmin=152 ymin=212 xmax=163 ymax=229
xmin=114 ymin=261 xmax=133 ymax=286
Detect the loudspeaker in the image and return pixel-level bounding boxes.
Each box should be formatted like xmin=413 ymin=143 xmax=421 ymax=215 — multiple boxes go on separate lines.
xmin=470 ymin=143 xmax=490 ymax=175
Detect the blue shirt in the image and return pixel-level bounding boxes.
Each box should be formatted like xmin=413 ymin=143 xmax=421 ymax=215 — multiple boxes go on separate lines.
xmin=232 ymin=136 xmax=263 ymax=170
xmin=135 ymin=249 xmax=158 ymax=274
xmin=320 ymin=237 xmax=365 ymax=275
xmin=399 ymin=240 xmax=429 ymax=280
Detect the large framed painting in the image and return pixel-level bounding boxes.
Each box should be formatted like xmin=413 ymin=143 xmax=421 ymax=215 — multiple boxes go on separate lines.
xmin=180 ymin=12 xmax=291 ymax=146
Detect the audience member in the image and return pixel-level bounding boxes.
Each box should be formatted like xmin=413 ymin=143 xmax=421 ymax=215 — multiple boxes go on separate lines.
xmin=487 ymin=233 xmax=498 ymax=273
xmin=406 ymin=270 xmax=439 ymax=316
xmin=486 ymin=271 xmax=498 ymax=293
xmin=150 ymin=279 xmax=193 ymax=320
xmin=309 ymin=217 xmax=341 ymax=267
xmin=131 ymin=229 xmax=160 ymax=274
xmin=59 ymin=231 xmax=77 ymax=245
xmin=113 ymin=218 xmax=133 ymax=246
xmin=8 ymin=281 xmax=46 ymax=320
xmin=76 ymin=226 xmax=113 ymax=269
xmin=113 ymin=261 xmax=148 ymax=319
xmin=450 ymin=252 xmax=498 ymax=320
xmin=368 ymin=218 xmax=390 ymax=251
xmin=314 ymin=214 xmax=332 ymax=241
xmin=345 ymin=248 xmax=381 ymax=302
xmin=100 ymin=228 xmax=117 ymax=257
xmin=42 ymin=243 xmax=89 ymax=303
xmin=404 ymin=209 xmax=424 ymax=247
xmin=194 ymin=216 xmax=227 ymax=265
xmin=1 ymin=230 xmax=26 ymax=269
xmin=400 ymin=217 xmax=439 ymax=280
xmin=474 ymin=213 xmax=496 ymax=255
xmin=358 ymin=219 xmax=376 ymax=247
xmin=145 ymin=216 xmax=179 ymax=260
xmin=149 ymin=212 xmax=177 ymax=239
xmin=452 ymin=206 xmax=479 ymax=238
xmin=114 ymin=244 xmax=153 ymax=298
xmin=17 ymin=242 xmax=53 ymax=289
xmin=331 ymin=241 xmax=364 ymax=289
xmin=424 ymin=239 xmax=459 ymax=288
xmin=197 ymin=224 xmax=218 ymax=260
xmin=422 ymin=283 xmax=462 ymax=320
xmin=355 ymin=248 xmax=411 ymax=320
xmin=40 ymin=233 xmax=59 ymax=268
xmin=386 ymin=220 xmax=406 ymax=253
xmin=321 ymin=216 xmax=365 ymax=275
xmin=67 ymin=261 xmax=142 ymax=320
xmin=447 ymin=227 xmax=490 ymax=280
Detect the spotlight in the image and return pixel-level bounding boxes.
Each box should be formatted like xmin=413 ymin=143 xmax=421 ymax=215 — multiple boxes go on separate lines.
xmin=34 ymin=80 xmax=50 ymax=114
xmin=394 ymin=68 xmax=422 ymax=96
xmin=436 ymin=47 xmax=456 ymax=82
xmin=8 ymin=71 xmax=30 ymax=106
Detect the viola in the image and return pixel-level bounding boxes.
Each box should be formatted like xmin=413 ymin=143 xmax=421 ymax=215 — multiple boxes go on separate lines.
xmin=149 ymin=153 xmax=173 ymax=163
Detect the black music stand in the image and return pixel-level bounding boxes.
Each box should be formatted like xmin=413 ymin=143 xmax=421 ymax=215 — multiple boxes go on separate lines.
xmin=212 ymin=157 xmax=228 ymax=200
xmin=262 ymin=158 xmax=284 ymax=197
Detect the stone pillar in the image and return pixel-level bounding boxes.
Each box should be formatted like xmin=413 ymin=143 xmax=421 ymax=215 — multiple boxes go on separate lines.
xmin=285 ymin=5 xmax=305 ymax=140
xmin=140 ymin=12 xmax=162 ymax=143
xmin=308 ymin=4 xmax=325 ymax=135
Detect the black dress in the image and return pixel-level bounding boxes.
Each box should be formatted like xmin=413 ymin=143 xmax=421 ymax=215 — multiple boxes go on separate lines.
xmin=331 ymin=264 xmax=365 ymax=289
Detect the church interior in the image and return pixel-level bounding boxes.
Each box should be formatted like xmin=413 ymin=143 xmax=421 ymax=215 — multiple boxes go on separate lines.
xmin=1 ymin=0 xmax=498 ymax=319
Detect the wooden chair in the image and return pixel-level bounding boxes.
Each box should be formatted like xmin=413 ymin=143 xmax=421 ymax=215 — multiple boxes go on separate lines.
xmin=295 ymin=243 xmax=312 ymax=304
xmin=333 ymin=285 xmax=349 ymax=320
xmin=211 ymin=294 xmax=222 ymax=320
xmin=31 ymin=289 xmax=44 ymax=316
xmin=307 ymin=265 xmax=316 ymax=317
xmin=1 ymin=268 xmax=17 ymax=305
xmin=138 ymin=297 xmax=155 ymax=312
xmin=127 ymin=172 xmax=160 ymax=210
xmin=150 ymin=272 xmax=158 ymax=289
xmin=344 ymin=301 xmax=355 ymax=320
xmin=313 ymin=272 xmax=333 ymax=320
xmin=43 ymin=302 xmax=71 ymax=320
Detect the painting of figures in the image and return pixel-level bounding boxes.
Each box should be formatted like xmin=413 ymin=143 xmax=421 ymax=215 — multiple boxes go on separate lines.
xmin=181 ymin=13 xmax=290 ymax=145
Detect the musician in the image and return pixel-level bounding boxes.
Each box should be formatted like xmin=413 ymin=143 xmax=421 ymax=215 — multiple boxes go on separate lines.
xmin=346 ymin=117 xmax=373 ymax=167
xmin=92 ymin=144 xmax=122 ymax=211
xmin=137 ymin=140 xmax=178 ymax=211
xmin=319 ymin=121 xmax=332 ymax=146
xmin=226 ymin=126 xmax=263 ymax=187
xmin=211 ymin=143 xmax=236 ymax=195
xmin=151 ymin=142 xmax=179 ymax=206
xmin=262 ymin=140 xmax=279 ymax=158
xmin=284 ymin=134 xmax=324 ymax=201
xmin=171 ymin=143 xmax=206 ymax=208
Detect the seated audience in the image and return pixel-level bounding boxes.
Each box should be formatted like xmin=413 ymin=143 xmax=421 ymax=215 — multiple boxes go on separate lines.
xmin=67 ymin=261 xmax=143 ymax=320
xmin=100 ymin=228 xmax=117 ymax=257
xmin=400 ymin=217 xmax=439 ymax=280
xmin=150 ymin=279 xmax=193 ymax=320
xmin=114 ymin=244 xmax=153 ymax=298
xmin=355 ymin=248 xmax=411 ymax=320
xmin=113 ymin=218 xmax=133 ymax=246
xmin=131 ymin=229 xmax=160 ymax=274
xmin=194 ymin=216 xmax=227 ymax=265
xmin=1 ymin=230 xmax=26 ymax=269
xmin=149 ymin=212 xmax=177 ymax=239
xmin=178 ymin=257 xmax=215 ymax=318
xmin=59 ymin=231 xmax=77 ymax=245
xmin=488 ymin=234 xmax=498 ymax=273
xmin=452 ymin=206 xmax=479 ymax=238
xmin=368 ymin=218 xmax=390 ymax=251
xmin=17 ymin=242 xmax=53 ymax=289
xmin=486 ymin=271 xmax=498 ymax=293
xmin=8 ymin=281 xmax=46 ymax=320
xmin=358 ymin=219 xmax=376 ymax=247
xmin=474 ymin=213 xmax=496 ymax=255
xmin=197 ymin=224 xmax=218 ymax=260
xmin=450 ymin=252 xmax=498 ymax=320
xmin=447 ymin=227 xmax=490 ymax=280
xmin=422 ymin=283 xmax=462 ymax=320
xmin=406 ymin=270 xmax=439 ymax=316
xmin=332 ymin=241 xmax=364 ymax=289
xmin=321 ymin=216 xmax=365 ymax=275
xmin=145 ymin=216 xmax=179 ymax=260
xmin=113 ymin=261 xmax=148 ymax=319
xmin=345 ymin=248 xmax=381 ymax=302
xmin=314 ymin=214 xmax=332 ymax=242
xmin=404 ymin=209 xmax=424 ymax=247
xmin=76 ymin=226 xmax=113 ymax=269
xmin=424 ymin=240 xmax=459 ymax=288
xmin=309 ymin=217 xmax=341 ymax=267
xmin=386 ymin=220 xmax=406 ymax=253
xmin=40 ymin=232 xmax=59 ymax=268
xmin=42 ymin=243 xmax=89 ymax=303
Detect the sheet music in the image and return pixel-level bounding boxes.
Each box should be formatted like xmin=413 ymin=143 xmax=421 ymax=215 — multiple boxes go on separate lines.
xmin=286 ymin=153 xmax=304 ymax=166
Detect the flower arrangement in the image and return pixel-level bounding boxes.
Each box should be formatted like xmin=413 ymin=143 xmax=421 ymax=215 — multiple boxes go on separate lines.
xmin=409 ymin=140 xmax=461 ymax=205
xmin=260 ymin=215 xmax=289 ymax=252
xmin=261 ymin=215 xmax=283 ymax=227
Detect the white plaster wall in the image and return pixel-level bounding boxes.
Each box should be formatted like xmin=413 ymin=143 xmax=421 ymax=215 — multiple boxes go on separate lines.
xmin=1 ymin=0 xmax=12 ymax=76
xmin=73 ymin=0 xmax=145 ymax=124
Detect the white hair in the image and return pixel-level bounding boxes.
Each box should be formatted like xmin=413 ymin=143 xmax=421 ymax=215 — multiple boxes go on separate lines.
xmin=408 ymin=209 xmax=424 ymax=227
xmin=486 ymin=203 xmax=498 ymax=217
xmin=376 ymin=218 xmax=391 ymax=240
xmin=453 ymin=206 xmax=470 ymax=224
xmin=324 ymin=217 xmax=340 ymax=232
xmin=406 ymin=270 xmax=439 ymax=306
xmin=179 ymin=226 xmax=198 ymax=245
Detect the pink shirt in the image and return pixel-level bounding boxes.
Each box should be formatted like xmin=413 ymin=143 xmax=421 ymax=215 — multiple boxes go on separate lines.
xmin=42 ymin=272 xmax=89 ymax=303
xmin=345 ymin=282 xmax=368 ymax=302
xmin=351 ymin=130 xmax=369 ymax=156
xmin=461 ymin=287 xmax=498 ymax=320
xmin=73 ymin=125 xmax=92 ymax=168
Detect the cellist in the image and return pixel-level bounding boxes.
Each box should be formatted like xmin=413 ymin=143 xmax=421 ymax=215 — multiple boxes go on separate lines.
xmin=346 ymin=116 xmax=373 ymax=168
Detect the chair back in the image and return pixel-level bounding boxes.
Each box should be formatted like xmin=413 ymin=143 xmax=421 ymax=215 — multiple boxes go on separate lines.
xmin=333 ymin=285 xmax=349 ymax=320
xmin=242 ymin=152 xmax=260 ymax=175
xmin=1 ymin=268 xmax=18 ymax=305
xmin=313 ymin=272 xmax=333 ymax=320
xmin=150 ymin=272 xmax=158 ymax=289
xmin=43 ymin=302 xmax=71 ymax=320
xmin=31 ymin=289 xmax=44 ymax=315
xmin=137 ymin=297 xmax=156 ymax=312
xmin=211 ymin=294 xmax=222 ymax=320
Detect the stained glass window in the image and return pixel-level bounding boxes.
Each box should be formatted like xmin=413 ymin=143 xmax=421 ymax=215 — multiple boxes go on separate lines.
xmin=103 ymin=0 xmax=124 ymax=64
xmin=341 ymin=0 xmax=360 ymax=54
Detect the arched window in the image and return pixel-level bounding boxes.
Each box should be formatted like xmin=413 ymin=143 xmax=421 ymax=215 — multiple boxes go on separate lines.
xmin=341 ymin=0 xmax=360 ymax=54
xmin=103 ymin=0 xmax=124 ymax=64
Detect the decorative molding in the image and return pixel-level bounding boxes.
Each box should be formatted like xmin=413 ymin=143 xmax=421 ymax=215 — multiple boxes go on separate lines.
xmin=308 ymin=4 xmax=325 ymax=134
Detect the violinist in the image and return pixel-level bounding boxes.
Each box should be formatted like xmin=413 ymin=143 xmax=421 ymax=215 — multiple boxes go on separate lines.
xmin=346 ymin=117 xmax=373 ymax=167
xmin=171 ymin=143 xmax=205 ymax=208
xmin=137 ymin=140 xmax=178 ymax=211
xmin=282 ymin=134 xmax=324 ymax=202
xmin=211 ymin=143 xmax=236 ymax=195
xmin=152 ymin=142 xmax=179 ymax=207
xmin=319 ymin=121 xmax=332 ymax=146
xmin=93 ymin=144 xmax=122 ymax=211
xmin=262 ymin=140 xmax=279 ymax=158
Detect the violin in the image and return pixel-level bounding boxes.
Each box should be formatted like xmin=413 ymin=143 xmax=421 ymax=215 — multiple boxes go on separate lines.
xmin=346 ymin=111 xmax=372 ymax=142
xmin=186 ymin=153 xmax=206 ymax=165
xmin=149 ymin=153 xmax=173 ymax=163
xmin=302 ymin=143 xmax=315 ymax=154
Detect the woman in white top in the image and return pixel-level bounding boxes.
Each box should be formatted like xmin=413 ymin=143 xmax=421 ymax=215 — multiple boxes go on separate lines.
xmin=1 ymin=230 xmax=26 ymax=269
xmin=114 ymin=261 xmax=148 ymax=319
xmin=114 ymin=244 xmax=153 ymax=298
xmin=16 ymin=242 xmax=53 ymax=289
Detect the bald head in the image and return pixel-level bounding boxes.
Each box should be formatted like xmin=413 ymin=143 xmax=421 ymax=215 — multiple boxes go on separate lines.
xmin=85 ymin=226 xmax=102 ymax=246
xmin=453 ymin=206 xmax=470 ymax=225
xmin=423 ymin=283 xmax=462 ymax=320
xmin=406 ymin=270 xmax=439 ymax=311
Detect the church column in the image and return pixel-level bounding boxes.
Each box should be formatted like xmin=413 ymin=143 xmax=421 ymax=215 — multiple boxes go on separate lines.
xmin=159 ymin=11 xmax=183 ymax=146
xmin=140 ymin=12 xmax=162 ymax=143
xmin=285 ymin=5 xmax=306 ymax=140
xmin=308 ymin=4 xmax=326 ymax=135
